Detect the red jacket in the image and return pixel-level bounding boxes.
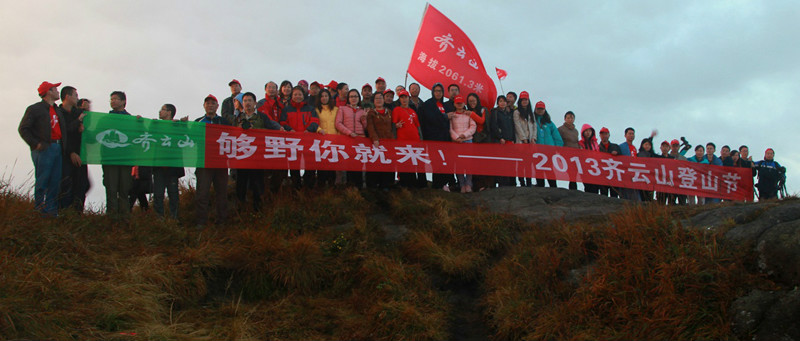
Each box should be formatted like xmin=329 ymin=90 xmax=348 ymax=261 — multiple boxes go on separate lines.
xmin=392 ymin=106 xmax=421 ymax=141
xmin=257 ymin=96 xmax=281 ymax=121
xmin=279 ymin=100 xmax=320 ymax=133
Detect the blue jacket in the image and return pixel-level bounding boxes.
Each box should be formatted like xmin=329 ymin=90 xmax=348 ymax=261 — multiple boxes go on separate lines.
xmin=687 ymin=155 xmax=710 ymax=164
xmin=705 ymin=155 xmax=723 ymax=166
xmin=535 ymin=116 xmax=563 ymax=146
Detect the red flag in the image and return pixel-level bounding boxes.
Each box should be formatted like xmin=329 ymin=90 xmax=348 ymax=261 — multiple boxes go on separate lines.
xmin=407 ymin=4 xmax=498 ymax=109
xmin=495 ymin=67 xmax=507 ymax=81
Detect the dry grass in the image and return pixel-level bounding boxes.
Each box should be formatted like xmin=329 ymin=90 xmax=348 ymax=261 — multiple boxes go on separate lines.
xmin=484 ymin=204 xmax=769 ymax=341
xmin=0 ymin=179 xmax=779 ymax=340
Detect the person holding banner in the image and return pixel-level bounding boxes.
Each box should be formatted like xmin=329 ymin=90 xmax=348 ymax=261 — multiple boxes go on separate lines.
xmin=366 ymin=91 xmax=396 ymax=189
xmin=394 ymin=90 xmax=425 ymax=188
xmin=315 ymin=89 xmax=339 ymax=187
xmin=280 ymin=87 xmax=320 ymax=189
xmin=335 ymin=89 xmax=366 ymax=188
xmin=559 ymin=111 xmax=580 ymax=190
xmin=579 ymin=124 xmax=600 ymax=194
xmin=449 ymin=96 xmax=477 ymax=193
xmin=533 ymin=101 xmax=563 ymax=188
xmin=194 ymin=94 xmax=231 ymax=226
xmin=103 ymin=91 xmax=134 ymax=221
xmin=420 ymin=83 xmax=455 ymax=191
xmin=466 ymin=93 xmax=492 ymax=191
xmin=152 ymin=104 xmax=185 ymax=219
xmin=598 ymin=127 xmax=621 ymax=198
xmin=490 ymin=95 xmax=515 ymax=187
xmin=513 ymin=91 xmax=536 ymax=187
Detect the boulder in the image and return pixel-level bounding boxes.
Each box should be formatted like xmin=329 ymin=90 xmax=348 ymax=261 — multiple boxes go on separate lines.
xmin=731 ymin=288 xmax=800 ymax=341
xmin=468 ymin=187 xmax=626 ymax=226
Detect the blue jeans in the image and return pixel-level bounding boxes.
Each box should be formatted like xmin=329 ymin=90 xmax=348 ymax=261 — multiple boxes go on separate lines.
xmin=31 ymin=142 xmax=62 ymax=216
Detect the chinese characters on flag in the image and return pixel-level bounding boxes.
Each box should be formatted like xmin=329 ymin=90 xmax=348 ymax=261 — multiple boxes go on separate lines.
xmin=407 ymin=4 xmax=498 ymax=109
xmin=202 ymin=125 xmax=754 ymax=202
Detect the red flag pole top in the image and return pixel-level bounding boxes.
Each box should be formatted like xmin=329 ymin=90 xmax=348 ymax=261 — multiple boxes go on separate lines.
xmin=407 ymin=4 xmax=498 ymax=109
xmin=495 ymin=67 xmax=508 ymax=80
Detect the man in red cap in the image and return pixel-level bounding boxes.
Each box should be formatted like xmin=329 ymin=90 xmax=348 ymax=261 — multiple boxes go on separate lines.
xmin=194 ymin=94 xmax=232 ymax=227
xmin=19 ymin=81 xmax=67 ymax=216
xmin=597 ymin=127 xmax=621 ymax=198
xmin=361 ymin=83 xmax=374 ymax=109
xmin=222 ymin=79 xmax=242 ymax=124
xmin=374 ymin=77 xmax=387 ymax=94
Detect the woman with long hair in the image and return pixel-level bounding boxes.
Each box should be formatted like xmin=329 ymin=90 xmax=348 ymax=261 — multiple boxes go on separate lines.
xmin=513 ymin=91 xmax=536 ymax=187
xmin=335 ymin=89 xmax=367 ymax=188
xmin=466 ymin=93 xmax=492 ymax=190
xmin=533 ymin=101 xmax=563 ymax=188
xmin=315 ymin=89 xmax=339 ymax=187
xmin=490 ymin=95 xmax=515 ymax=187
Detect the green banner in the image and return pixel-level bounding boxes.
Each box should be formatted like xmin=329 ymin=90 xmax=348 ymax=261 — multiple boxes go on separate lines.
xmin=81 ymin=112 xmax=205 ymax=167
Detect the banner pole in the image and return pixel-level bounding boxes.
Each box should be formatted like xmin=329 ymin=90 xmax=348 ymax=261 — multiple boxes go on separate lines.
xmin=498 ymin=78 xmax=505 ymax=95
xmin=404 ymin=72 xmax=409 ymax=88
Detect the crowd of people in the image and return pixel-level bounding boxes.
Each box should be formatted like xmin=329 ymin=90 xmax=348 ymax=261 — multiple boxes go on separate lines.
xmin=19 ymin=79 xmax=787 ymax=225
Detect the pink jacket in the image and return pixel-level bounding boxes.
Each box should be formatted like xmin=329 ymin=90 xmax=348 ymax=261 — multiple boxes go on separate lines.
xmin=449 ymin=111 xmax=477 ymax=141
xmin=335 ymin=105 xmax=367 ymax=136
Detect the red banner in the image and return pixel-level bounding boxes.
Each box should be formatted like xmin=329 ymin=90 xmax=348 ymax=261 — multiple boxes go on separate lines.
xmin=407 ymin=4 xmax=498 ymax=109
xmin=204 ymin=126 xmax=754 ymax=201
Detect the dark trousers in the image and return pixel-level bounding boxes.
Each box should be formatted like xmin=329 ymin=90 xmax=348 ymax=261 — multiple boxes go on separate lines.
xmin=536 ymin=178 xmax=557 ymax=188
xmin=153 ymin=168 xmax=179 ymax=219
xmin=368 ymin=171 xmax=395 ymax=189
xmin=398 ymin=172 xmax=424 ymax=188
xmin=236 ymin=169 xmax=264 ymax=211
xmin=600 ymin=186 xmax=619 ymax=198
xmin=317 ymin=170 xmax=336 ymax=187
xmin=584 ymin=183 xmax=600 ymax=194
xmin=195 ymin=168 xmax=228 ymax=225
xmin=346 ymin=170 xmax=364 ymax=188
xmin=59 ymin=157 xmax=89 ymax=212
xmin=568 ymin=181 xmax=578 ymax=190
xmin=518 ymin=177 xmax=533 ymax=187
xmin=103 ymin=165 xmax=132 ymax=219
xmin=432 ymin=173 xmax=455 ymax=189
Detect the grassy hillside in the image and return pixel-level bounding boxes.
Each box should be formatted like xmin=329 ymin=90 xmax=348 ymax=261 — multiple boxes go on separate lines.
xmin=0 ymin=181 xmax=778 ymax=340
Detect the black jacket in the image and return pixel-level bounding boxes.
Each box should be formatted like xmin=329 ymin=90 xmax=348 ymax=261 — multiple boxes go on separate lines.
xmin=19 ymin=101 xmax=67 ymax=151
xmin=599 ymin=141 xmax=622 ymax=155
xmin=194 ymin=114 xmax=231 ymax=126
xmin=490 ymin=107 xmax=514 ymax=142
xmin=58 ymin=104 xmax=83 ymax=156
xmin=419 ymin=97 xmax=451 ymax=141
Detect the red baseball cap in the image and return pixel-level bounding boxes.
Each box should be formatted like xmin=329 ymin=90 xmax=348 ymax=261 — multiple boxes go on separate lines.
xmin=327 ymin=80 xmax=338 ymax=89
xmin=310 ymin=81 xmax=321 ymax=88
xmin=228 ymin=79 xmax=241 ymax=86
xmin=454 ymin=95 xmax=465 ymax=103
xmin=362 ymin=83 xmax=372 ymax=90
xmin=519 ymin=91 xmax=530 ymax=100
xmin=37 ymin=81 xmax=61 ymax=96
xmin=661 ymin=140 xmax=670 ymax=146
xmin=766 ymin=148 xmax=774 ymax=154
xmin=671 ymin=139 xmax=680 ymax=145
xmin=375 ymin=77 xmax=386 ymax=83
xmin=535 ymin=101 xmax=546 ymax=109
xmin=384 ymin=89 xmax=395 ymax=95
xmin=599 ymin=127 xmax=610 ymax=134
xmin=298 ymin=79 xmax=308 ymax=86
xmin=205 ymin=94 xmax=218 ymax=103
xmin=397 ymin=89 xmax=410 ymax=97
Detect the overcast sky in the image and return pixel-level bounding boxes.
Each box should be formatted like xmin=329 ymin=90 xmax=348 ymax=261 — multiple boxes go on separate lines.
xmin=2 ymin=1 xmax=797 ymax=207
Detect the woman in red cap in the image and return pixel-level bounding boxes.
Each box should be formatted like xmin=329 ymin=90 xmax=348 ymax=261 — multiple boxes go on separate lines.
xmin=449 ymin=95 xmax=477 ymax=193
xmin=533 ymin=101 xmax=563 ymax=187
xmin=513 ymin=91 xmax=536 ymax=187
